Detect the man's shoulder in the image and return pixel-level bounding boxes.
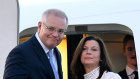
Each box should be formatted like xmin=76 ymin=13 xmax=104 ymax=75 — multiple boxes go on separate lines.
xmin=118 ymin=69 xmax=126 ymax=75
xmin=10 ymin=35 xmax=36 ymax=53
xmin=118 ymin=69 xmax=128 ymax=79
xmin=17 ymin=34 xmax=36 ymax=48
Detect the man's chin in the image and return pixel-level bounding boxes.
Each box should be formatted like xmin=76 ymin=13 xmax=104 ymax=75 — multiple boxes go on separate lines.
xmin=49 ymin=43 xmax=57 ymax=48
xmin=45 ymin=41 xmax=58 ymax=49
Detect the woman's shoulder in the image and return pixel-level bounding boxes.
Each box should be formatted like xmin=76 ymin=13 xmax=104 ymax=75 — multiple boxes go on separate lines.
xmin=101 ymin=71 xmax=122 ymax=79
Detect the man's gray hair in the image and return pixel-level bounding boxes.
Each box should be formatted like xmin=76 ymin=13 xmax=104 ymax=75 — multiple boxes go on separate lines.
xmin=41 ymin=9 xmax=68 ymax=27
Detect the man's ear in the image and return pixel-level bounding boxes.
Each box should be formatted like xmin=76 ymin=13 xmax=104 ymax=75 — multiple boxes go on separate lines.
xmin=38 ymin=21 xmax=42 ymax=33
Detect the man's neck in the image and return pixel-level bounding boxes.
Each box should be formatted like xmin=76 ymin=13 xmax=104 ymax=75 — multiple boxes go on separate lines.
xmin=127 ymin=64 xmax=137 ymax=71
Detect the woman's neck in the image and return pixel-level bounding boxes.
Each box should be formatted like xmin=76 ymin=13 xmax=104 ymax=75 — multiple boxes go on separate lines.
xmin=84 ymin=65 xmax=99 ymax=73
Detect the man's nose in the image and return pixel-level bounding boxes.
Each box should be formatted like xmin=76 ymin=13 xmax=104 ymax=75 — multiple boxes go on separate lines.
xmin=52 ymin=30 xmax=59 ymax=37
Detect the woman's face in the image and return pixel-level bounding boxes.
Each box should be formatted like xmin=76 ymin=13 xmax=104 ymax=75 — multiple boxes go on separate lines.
xmin=81 ymin=40 xmax=101 ymax=68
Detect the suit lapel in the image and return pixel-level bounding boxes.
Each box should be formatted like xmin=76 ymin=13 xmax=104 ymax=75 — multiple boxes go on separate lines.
xmin=30 ymin=35 xmax=55 ymax=79
xmin=54 ymin=48 xmax=63 ymax=79
xmin=123 ymin=69 xmax=129 ymax=79
xmin=119 ymin=69 xmax=128 ymax=79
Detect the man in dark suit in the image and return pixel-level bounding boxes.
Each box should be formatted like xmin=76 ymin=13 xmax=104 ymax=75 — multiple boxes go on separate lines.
xmin=118 ymin=35 xmax=138 ymax=79
xmin=3 ymin=9 xmax=68 ymax=79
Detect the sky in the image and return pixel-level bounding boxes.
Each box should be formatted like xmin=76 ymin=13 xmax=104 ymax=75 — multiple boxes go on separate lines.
xmin=18 ymin=0 xmax=140 ymax=32
xmin=18 ymin=0 xmax=93 ymax=32
xmin=19 ymin=0 xmax=91 ymax=6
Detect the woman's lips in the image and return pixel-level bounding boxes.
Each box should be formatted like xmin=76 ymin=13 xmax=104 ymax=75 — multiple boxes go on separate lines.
xmin=85 ymin=57 xmax=93 ymax=59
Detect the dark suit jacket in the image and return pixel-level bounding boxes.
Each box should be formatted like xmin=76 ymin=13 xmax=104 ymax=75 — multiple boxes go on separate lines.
xmin=3 ymin=34 xmax=63 ymax=79
xmin=118 ymin=69 xmax=128 ymax=79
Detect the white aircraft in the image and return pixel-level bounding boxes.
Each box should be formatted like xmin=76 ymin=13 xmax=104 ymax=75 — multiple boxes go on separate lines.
xmin=0 ymin=0 xmax=140 ymax=79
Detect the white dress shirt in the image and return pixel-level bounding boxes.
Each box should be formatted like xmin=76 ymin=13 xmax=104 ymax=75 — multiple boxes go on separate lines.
xmin=84 ymin=67 xmax=122 ymax=79
xmin=126 ymin=65 xmax=137 ymax=79
xmin=35 ymin=33 xmax=58 ymax=71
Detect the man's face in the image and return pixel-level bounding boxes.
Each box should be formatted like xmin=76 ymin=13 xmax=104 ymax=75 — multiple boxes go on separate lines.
xmin=124 ymin=40 xmax=137 ymax=67
xmin=38 ymin=14 xmax=67 ymax=50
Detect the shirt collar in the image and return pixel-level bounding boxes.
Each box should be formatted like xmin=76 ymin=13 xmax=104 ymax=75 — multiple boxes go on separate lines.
xmin=126 ymin=65 xmax=135 ymax=75
xmin=35 ymin=32 xmax=54 ymax=55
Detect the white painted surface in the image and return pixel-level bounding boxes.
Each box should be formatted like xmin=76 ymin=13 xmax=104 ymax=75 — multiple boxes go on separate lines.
xmin=0 ymin=0 xmax=18 ymax=78
xmin=0 ymin=0 xmax=140 ymax=78
xmin=19 ymin=0 xmax=140 ymax=76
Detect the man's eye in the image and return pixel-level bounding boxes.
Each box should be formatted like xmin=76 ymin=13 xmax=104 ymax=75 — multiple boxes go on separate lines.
xmin=48 ymin=27 xmax=55 ymax=31
xmin=128 ymin=48 xmax=133 ymax=51
xmin=58 ymin=30 xmax=64 ymax=33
